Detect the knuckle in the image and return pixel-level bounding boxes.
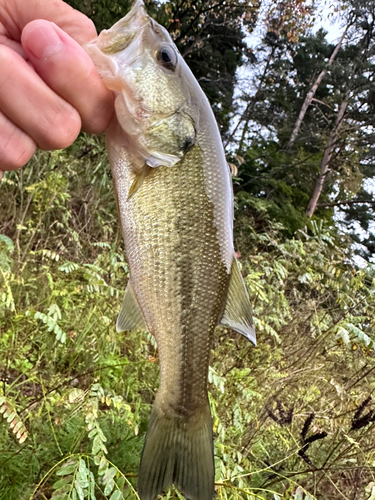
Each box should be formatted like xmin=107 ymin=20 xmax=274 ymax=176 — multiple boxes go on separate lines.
xmin=12 ymin=142 xmax=37 ymax=169
xmin=78 ymin=16 xmax=97 ymax=40
xmin=70 ymin=14 xmax=98 ymax=45
xmin=83 ymin=102 xmax=114 ymax=135
xmin=39 ymin=106 xmax=81 ymax=150
xmin=84 ymin=119 xmax=107 ymax=135
xmin=81 ymin=74 xmax=114 ymax=134
xmin=0 ymin=114 xmax=36 ymax=170
xmin=0 ymin=137 xmax=36 ymax=170
xmin=0 ymin=46 xmax=14 ymax=89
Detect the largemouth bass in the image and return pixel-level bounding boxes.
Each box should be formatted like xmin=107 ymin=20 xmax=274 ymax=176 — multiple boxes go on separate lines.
xmin=85 ymin=2 xmax=256 ymax=499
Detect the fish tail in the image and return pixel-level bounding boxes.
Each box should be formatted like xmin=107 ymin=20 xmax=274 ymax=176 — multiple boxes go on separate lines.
xmin=138 ymin=401 xmax=214 ymax=500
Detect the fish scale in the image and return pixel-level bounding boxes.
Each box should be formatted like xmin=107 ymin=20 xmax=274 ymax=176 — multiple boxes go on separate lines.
xmin=85 ymin=1 xmax=256 ymax=498
xmin=112 ymin=144 xmax=229 ymax=415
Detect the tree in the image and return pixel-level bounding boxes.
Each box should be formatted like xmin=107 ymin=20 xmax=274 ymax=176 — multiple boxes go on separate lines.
xmin=231 ymin=15 xmax=375 ymax=258
xmin=287 ymin=24 xmax=350 ymax=150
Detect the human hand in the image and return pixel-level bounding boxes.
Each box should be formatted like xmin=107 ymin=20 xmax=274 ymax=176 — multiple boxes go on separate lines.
xmin=0 ymin=0 xmax=114 ymax=179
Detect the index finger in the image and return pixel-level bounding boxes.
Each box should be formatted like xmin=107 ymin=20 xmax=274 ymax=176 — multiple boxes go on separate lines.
xmin=1 ymin=0 xmax=97 ymax=44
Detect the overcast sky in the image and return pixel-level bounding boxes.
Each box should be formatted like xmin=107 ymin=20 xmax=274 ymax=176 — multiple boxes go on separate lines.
xmin=315 ymin=1 xmax=344 ymax=43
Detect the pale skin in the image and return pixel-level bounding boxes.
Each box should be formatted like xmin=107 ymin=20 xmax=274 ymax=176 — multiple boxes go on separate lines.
xmin=0 ymin=0 xmax=115 ymax=180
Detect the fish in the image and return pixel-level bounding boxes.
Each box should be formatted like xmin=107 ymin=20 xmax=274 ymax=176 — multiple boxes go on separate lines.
xmin=85 ymin=2 xmax=256 ymax=499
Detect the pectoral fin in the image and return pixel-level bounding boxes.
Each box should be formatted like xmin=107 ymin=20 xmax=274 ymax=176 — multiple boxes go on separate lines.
xmin=127 ymin=164 xmax=151 ymax=201
xmin=116 ymin=280 xmax=146 ymax=332
xmin=220 ymin=257 xmax=256 ymax=345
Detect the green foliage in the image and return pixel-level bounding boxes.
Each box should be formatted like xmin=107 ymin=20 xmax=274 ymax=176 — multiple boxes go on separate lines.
xmin=230 ymin=11 xmax=375 ymax=255
xmin=1 ymin=1 xmax=375 ymax=499
xmin=0 ymin=134 xmax=149 ymax=500
xmin=1 ymin=131 xmax=375 ymax=499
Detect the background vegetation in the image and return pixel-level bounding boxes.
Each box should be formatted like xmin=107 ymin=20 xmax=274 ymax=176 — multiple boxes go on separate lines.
xmin=1 ymin=0 xmax=375 ymax=499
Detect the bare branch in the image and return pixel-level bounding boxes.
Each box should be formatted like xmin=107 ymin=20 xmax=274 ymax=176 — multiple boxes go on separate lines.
xmin=287 ymin=24 xmax=350 ymax=150
xmin=306 ymin=97 xmax=349 ymax=217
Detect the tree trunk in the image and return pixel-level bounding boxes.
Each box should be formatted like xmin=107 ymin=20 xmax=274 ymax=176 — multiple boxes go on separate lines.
xmin=287 ymin=25 xmax=349 ymax=150
xmin=306 ymin=98 xmax=349 ymax=217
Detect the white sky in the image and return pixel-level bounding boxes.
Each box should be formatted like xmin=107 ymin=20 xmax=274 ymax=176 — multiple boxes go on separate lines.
xmin=314 ymin=1 xmax=344 ymax=43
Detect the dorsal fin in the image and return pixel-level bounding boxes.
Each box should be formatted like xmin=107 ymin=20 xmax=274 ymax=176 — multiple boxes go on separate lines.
xmin=220 ymin=256 xmax=256 ymax=345
xmin=116 ymin=280 xmax=146 ymax=332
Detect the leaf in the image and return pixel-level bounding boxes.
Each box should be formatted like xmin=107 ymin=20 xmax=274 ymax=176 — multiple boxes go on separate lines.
xmin=0 ymin=234 xmax=15 ymax=252
xmin=104 ymin=479 xmax=115 ymax=496
xmin=52 ymin=476 xmax=72 ymax=490
xmin=13 ymin=420 xmax=24 ymax=434
xmin=18 ymin=429 xmax=28 ymax=443
xmin=110 ymin=491 xmax=123 ymax=500
xmin=103 ymin=467 xmax=117 ymax=484
xmin=77 ymin=459 xmax=90 ymax=487
xmin=89 ymin=471 xmax=97 ymax=500
xmin=116 ymin=477 xmax=125 ymax=490
xmin=56 ymin=460 xmax=78 ymax=476
xmin=6 ymin=411 xmax=16 ymax=423
xmin=98 ymin=456 xmax=108 ymax=474
xmin=92 ymin=435 xmax=103 ymax=455
xmin=88 ymin=428 xmax=97 ymax=439
xmin=293 ymin=488 xmax=304 ymax=500
xmin=74 ymin=479 xmax=85 ymax=500
xmin=367 ymin=485 xmax=375 ymax=500
xmin=336 ymin=326 xmax=350 ymax=346
xmin=48 ymin=303 xmax=62 ymax=321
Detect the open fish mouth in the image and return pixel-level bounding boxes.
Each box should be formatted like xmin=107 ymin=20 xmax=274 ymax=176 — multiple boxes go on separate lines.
xmin=84 ymin=0 xmax=151 ymax=90
xmin=93 ymin=0 xmax=149 ymax=55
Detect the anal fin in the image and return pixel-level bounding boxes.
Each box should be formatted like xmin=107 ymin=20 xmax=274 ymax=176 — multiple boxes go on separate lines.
xmin=116 ymin=280 xmax=146 ymax=332
xmin=220 ymin=256 xmax=256 ymax=345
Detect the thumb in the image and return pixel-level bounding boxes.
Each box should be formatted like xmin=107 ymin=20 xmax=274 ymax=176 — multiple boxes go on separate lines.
xmin=22 ymin=20 xmax=114 ymax=134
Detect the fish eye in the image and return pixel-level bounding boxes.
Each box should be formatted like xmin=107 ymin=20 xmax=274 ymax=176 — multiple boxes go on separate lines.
xmin=156 ymin=44 xmax=178 ymax=71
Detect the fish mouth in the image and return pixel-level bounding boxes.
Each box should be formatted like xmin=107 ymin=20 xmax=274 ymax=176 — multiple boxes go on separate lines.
xmin=85 ymin=0 xmax=181 ymax=132
xmin=112 ymin=0 xmax=148 ymax=30
xmin=85 ymin=0 xmax=174 ymax=85
xmin=88 ymin=0 xmax=149 ymax=56
xmin=84 ymin=1 xmax=152 ymax=94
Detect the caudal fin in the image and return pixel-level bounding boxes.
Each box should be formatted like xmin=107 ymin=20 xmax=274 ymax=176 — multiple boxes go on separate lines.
xmin=138 ymin=403 xmax=214 ymax=500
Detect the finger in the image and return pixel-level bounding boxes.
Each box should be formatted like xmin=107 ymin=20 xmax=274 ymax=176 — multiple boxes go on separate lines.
xmin=2 ymin=0 xmax=97 ymax=45
xmin=0 ymin=110 xmax=36 ymax=171
xmin=22 ymin=20 xmax=114 ymax=134
xmin=0 ymin=22 xmax=26 ymax=57
xmin=0 ymin=44 xmax=81 ymax=150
